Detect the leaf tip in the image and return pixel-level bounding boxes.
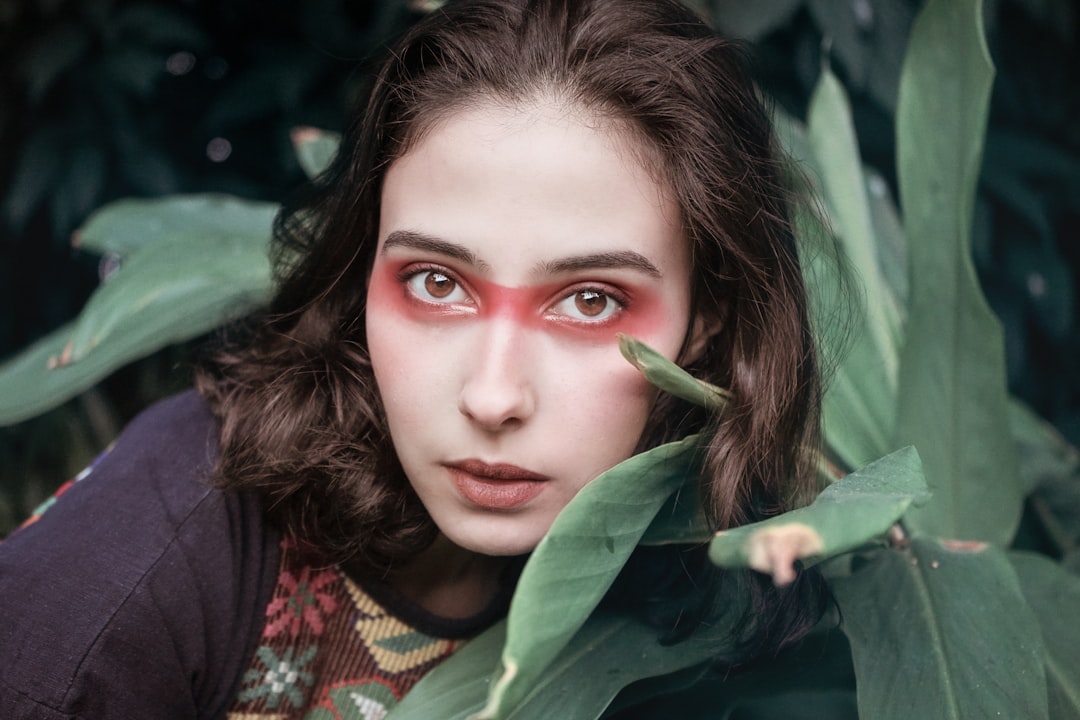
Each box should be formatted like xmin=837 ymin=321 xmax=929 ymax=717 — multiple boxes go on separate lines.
xmin=745 ymin=523 xmax=825 ymax=586
xmin=289 ymin=126 xmax=321 ymax=148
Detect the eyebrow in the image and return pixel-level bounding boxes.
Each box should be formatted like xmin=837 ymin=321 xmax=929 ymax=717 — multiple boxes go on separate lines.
xmin=382 ymin=230 xmax=488 ymax=271
xmin=382 ymin=229 xmax=662 ymax=278
xmin=541 ymin=251 xmax=661 ymax=278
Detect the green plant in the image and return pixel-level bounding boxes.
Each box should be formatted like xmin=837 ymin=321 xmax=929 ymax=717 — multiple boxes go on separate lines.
xmin=0 ymin=0 xmax=1077 ymax=717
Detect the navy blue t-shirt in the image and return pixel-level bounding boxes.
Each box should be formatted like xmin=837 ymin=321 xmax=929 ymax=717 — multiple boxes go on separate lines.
xmin=0 ymin=391 xmax=280 ymax=719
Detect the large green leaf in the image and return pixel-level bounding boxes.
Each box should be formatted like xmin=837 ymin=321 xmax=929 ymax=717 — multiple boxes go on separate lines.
xmin=892 ymin=0 xmax=1022 ymax=543
xmin=1010 ymin=552 xmax=1080 ymax=719
xmin=807 ymin=69 xmax=901 ymax=367
xmin=391 ymin=606 xmax=739 ymax=720
xmin=605 ymin=626 xmax=857 ymax=719
xmin=476 ymin=435 xmax=701 ymax=719
xmin=709 ymin=447 xmax=927 ymax=583
xmin=832 ymin=539 xmax=1048 ymax=719
xmin=0 ymin=195 xmax=275 ymax=426
xmin=74 ymin=193 xmax=278 ymax=257
xmin=803 ymin=67 xmax=904 ymax=470
xmin=64 ymin=232 xmax=270 ymax=363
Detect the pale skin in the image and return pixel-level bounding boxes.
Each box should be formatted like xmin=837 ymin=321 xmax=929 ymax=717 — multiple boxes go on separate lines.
xmin=365 ymin=97 xmax=703 ymax=617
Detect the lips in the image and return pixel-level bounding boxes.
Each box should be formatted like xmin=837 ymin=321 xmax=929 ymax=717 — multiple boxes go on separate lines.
xmin=446 ymin=460 xmax=548 ymax=510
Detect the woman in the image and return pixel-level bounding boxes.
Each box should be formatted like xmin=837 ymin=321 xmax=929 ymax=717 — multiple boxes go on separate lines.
xmin=0 ymin=0 xmax=825 ymax=717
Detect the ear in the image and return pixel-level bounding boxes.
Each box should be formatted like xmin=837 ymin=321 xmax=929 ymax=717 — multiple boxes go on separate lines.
xmin=683 ymin=307 xmax=725 ymax=364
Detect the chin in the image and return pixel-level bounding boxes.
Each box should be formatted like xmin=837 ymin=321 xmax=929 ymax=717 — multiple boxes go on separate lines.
xmin=445 ymin=525 xmax=547 ymax=558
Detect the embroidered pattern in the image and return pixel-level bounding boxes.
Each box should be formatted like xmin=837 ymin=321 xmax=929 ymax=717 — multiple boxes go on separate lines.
xmin=306 ymin=679 xmax=399 ymax=720
xmin=344 ymin=576 xmax=463 ymax=674
xmin=10 ymin=446 xmax=113 ymax=535
xmin=227 ymin=540 xmax=472 ymax=720
xmin=239 ymin=645 xmax=318 ymax=709
xmin=264 ymin=567 xmax=339 ymax=638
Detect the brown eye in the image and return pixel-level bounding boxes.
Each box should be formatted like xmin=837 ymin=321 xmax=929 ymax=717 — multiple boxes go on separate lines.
xmin=424 ymin=272 xmax=457 ymax=298
xmin=551 ymin=286 xmax=623 ymax=321
xmin=574 ymin=290 xmax=609 ymax=317
xmin=405 ymin=269 xmax=469 ymax=304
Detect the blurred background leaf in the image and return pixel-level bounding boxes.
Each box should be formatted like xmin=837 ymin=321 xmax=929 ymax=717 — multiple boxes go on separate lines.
xmin=0 ymin=0 xmax=421 ymax=532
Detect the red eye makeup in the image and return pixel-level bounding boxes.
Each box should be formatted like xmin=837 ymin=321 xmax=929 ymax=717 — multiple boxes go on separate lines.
xmin=366 ymin=258 xmax=666 ymax=341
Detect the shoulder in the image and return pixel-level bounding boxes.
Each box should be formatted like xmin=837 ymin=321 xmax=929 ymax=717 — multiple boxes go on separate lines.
xmin=0 ymin=390 xmax=281 ymax=719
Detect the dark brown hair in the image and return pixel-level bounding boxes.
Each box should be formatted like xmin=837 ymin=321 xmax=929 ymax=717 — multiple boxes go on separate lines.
xmin=197 ymin=0 xmax=825 ymax=659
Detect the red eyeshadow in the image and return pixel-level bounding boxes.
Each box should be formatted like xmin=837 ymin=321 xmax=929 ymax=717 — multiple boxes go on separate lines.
xmin=367 ymin=261 xmax=666 ymax=342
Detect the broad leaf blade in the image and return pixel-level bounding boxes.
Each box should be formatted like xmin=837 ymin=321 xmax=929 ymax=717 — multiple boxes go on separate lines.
xmin=892 ymin=0 xmax=1022 ymax=543
xmin=1010 ymin=552 xmax=1080 ymax=719
xmin=0 ymin=195 xmax=275 ymax=425
xmin=804 ymin=68 xmax=904 ymax=470
xmin=807 ymin=66 xmax=901 ymax=391
xmin=709 ymin=447 xmax=927 ymax=582
xmin=64 ymin=232 xmax=271 ymax=362
xmin=478 ymin=435 xmax=700 ymax=719
xmin=832 ymin=540 xmax=1048 ymax=720
xmin=775 ymin=110 xmax=904 ymax=472
xmin=391 ymin=606 xmax=740 ymax=720
xmin=75 ymin=193 xmax=278 ymax=257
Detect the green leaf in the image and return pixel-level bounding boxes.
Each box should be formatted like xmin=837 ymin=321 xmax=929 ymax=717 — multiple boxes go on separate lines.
xmin=863 ymin=168 xmax=908 ymax=309
xmin=803 ymin=67 xmax=905 ymax=470
xmin=831 ymin=539 xmax=1048 ymax=720
xmin=709 ymin=447 xmax=927 ymax=583
xmin=1010 ymin=552 xmax=1080 ymax=719
xmin=0 ymin=195 xmax=276 ymax=426
xmin=892 ymin=0 xmax=1022 ymax=544
xmin=291 ymin=127 xmax=341 ymax=179
xmin=64 ymin=231 xmax=271 ymax=363
xmin=638 ymin=471 xmax=709 ymax=546
xmin=606 ymin=626 xmax=857 ymax=719
xmin=806 ymin=0 xmax=914 ymax=115
xmin=394 ymin=606 xmax=742 ymax=720
xmin=74 ymin=194 xmax=279 ymax=257
xmin=386 ymin=620 xmax=506 ymax=719
xmin=806 ymin=66 xmax=901 ymax=390
xmin=617 ymin=335 xmax=729 ymax=411
xmin=477 ymin=435 xmax=701 ymax=719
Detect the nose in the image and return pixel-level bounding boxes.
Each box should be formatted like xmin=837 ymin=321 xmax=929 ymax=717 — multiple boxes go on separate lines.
xmin=458 ymin=319 xmax=536 ymax=432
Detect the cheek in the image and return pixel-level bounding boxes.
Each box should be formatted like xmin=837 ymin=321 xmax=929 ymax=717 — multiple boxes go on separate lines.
xmin=550 ymin=349 xmax=656 ymax=448
xmin=366 ymin=274 xmax=434 ymax=413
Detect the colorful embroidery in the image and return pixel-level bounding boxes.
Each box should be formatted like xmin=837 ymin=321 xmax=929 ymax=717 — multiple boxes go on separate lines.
xmin=264 ymin=567 xmax=339 ymax=637
xmin=228 ymin=539 xmax=474 ymax=719
xmin=11 ymin=446 xmax=113 ymax=534
xmin=238 ymin=645 xmax=318 ymax=710
xmin=306 ymin=679 xmax=399 ymax=720
xmin=344 ymin=576 xmax=463 ymax=674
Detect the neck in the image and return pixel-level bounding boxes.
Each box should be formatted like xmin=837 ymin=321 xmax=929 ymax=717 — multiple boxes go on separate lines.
xmin=387 ymin=534 xmax=509 ymax=619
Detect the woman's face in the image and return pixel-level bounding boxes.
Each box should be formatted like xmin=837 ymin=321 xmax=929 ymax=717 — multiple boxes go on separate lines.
xmin=366 ymin=100 xmax=695 ymax=557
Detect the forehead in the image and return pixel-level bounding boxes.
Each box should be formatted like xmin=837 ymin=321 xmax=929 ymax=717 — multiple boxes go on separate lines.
xmin=378 ymin=98 xmax=687 ymax=279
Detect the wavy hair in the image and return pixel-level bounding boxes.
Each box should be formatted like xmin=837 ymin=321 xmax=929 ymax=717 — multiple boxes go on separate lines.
xmin=197 ymin=0 xmax=826 ymax=660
